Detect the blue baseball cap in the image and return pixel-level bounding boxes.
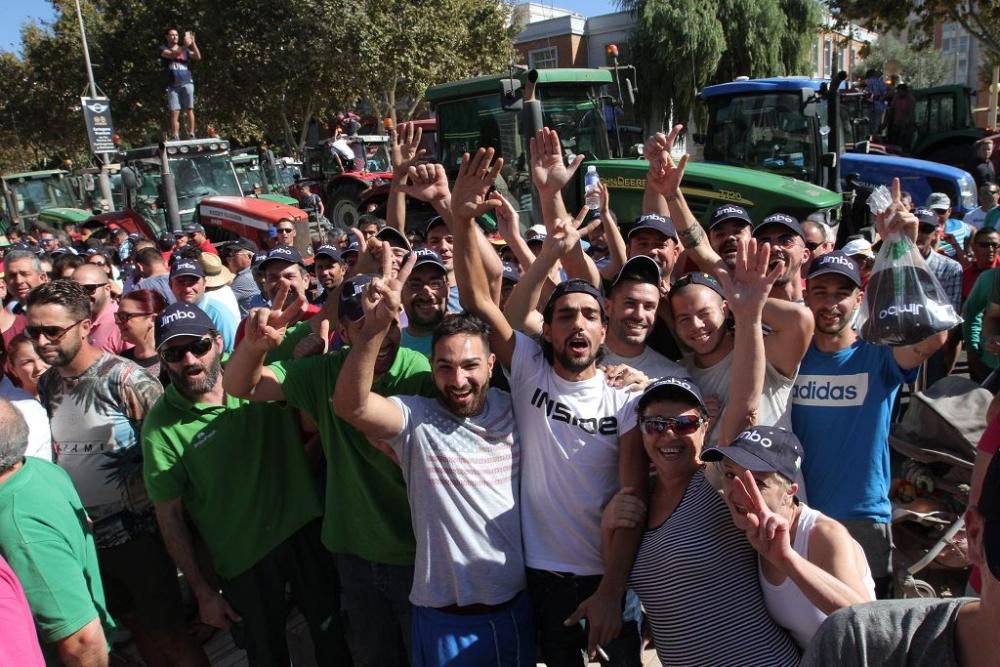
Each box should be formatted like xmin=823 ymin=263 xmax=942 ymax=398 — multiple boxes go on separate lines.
xmin=754 ymin=213 xmax=803 ymax=238
xmin=709 ymin=204 xmax=752 ymax=231
xmin=628 ymin=213 xmax=678 ymax=243
xmin=155 ymin=303 xmax=215 ymax=349
xmin=702 ymin=426 xmax=808 ymax=502
xmin=170 ymin=259 xmax=205 ymax=280
xmin=637 ymin=375 xmax=704 ymax=412
xmin=806 ymin=250 xmax=861 ymax=287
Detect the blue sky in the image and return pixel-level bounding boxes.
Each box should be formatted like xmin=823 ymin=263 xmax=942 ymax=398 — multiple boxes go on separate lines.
xmin=1 ymin=0 xmax=621 ymax=54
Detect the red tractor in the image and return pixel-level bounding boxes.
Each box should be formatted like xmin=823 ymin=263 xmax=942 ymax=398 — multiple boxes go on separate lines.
xmin=299 ymin=134 xmax=394 ymax=229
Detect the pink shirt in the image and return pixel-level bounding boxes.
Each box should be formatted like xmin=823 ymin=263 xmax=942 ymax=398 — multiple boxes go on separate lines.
xmin=0 ymin=555 xmax=45 ymax=666
xmin=88 ymin=301 xmax=130 ymax=356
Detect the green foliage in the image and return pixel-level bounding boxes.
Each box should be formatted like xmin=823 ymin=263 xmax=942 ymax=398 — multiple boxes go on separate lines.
xmin=860 ymin=34 xmax=949 ymax=89
xmin=0 ymin=0 xmax=515 ymax=171
xmin=622 ymin=0 xmax=821 ymax=131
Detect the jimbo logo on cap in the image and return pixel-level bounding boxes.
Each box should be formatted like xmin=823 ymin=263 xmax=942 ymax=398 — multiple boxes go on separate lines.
xmin=160 ymin=309 xmax=197 ymax=326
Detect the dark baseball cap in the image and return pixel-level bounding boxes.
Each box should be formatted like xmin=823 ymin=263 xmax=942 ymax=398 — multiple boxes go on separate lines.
xmin=183 ymin=222 xmax=206 ymax=235
xmin=173 ymin=228 xmax=188 ymax=238
xmin=915 ymin=208 xmax=938 ymax=228
xmin=426 ymin=216 xmax=448 ymax=234
xmin=702 ymin=426 xmax=808 ymax=502
xmin=610 ymin=255 xmax=661 ymax=291
xmin=408 ymin=248 xmax=447 ymax=274
xmin=170 ymin=259 xmax=205 ymax=280
xmin=502 ymin=261 xmax=520 ymax=284
xmin=637 ymin=375 xmax=705 ymax=412
xmin=978 ymin=451 xmax=1000 ymax=582
xmin=376 ymin=227 xmax=411 ymax=250
xmin=259 ymin=245 xmax=305 ymax=271
xmin=342 ymin=240 xmax=361 ymax=256
xmin=314 ymin=245 xmax=344 ymax=263
xmin=155 ymin=302 xmax=215 ymax=349
xmin=542 ymin=279 xmax=605 ymax=322
xmin=670 ymin=271 xmax=725 ymax=300
xmin=753 ymin=213 xmax=803 ymax=238
xmin=806 ymin=251 xmax=861 ymax=287
xmin=338 ymin=274 xmax=374 ymax=322
xmin=709 ymin=204 xmax=752 ymax=231
xmin=628 ymin=213 xmax=678 ymax=243
xmin=224 ymin=238 xmax=257 ymax=257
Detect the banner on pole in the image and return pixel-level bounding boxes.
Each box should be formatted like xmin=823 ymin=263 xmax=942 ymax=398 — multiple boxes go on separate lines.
xmin=81 ymin=96 xmax=116 ymax=154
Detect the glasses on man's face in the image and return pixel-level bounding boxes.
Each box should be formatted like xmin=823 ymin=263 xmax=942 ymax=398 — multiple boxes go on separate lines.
xmin=977 ymin=242 xmax=1000 ymax=250
xmin=88 ymin=259 xmax=107 ymax=267
xmin=637 ymin=414 xmax=704 ymax=436
xmin=755 ymin=234 xmax=799 ymax=249
xmin=405 ymin=278 xmax=447 ymax=292
xmin=989 ymin=189 xmax=999 ymax=196
xmin=114 ymin=311 xmax=154 ymax=324
xmin=805 ymin=240 xmax=822 ymax=252
xmin=160 ymin=337 xmax=214 ymax=363
xmin=276 ymin=227 xmax=295 ymax=235
xmin=25 ymin=319 xmax=85 ymax=342
xmin=40 ymin=237 xmax=57 ymax=244
xmin=80 ymin=283 xmax=108 ymax=295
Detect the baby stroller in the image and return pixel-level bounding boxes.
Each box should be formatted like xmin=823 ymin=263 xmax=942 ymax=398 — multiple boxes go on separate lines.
xmin=887 ymin=375 xmax=990 ymax=597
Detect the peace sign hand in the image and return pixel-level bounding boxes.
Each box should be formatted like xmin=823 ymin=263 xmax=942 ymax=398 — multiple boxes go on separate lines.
xmin=244 ymin=282 xmax=303 ymax=353
xmin=351 ymin=247 xmax=418 ymax=340
xmin=541 ymin=206 xmax=601 ymax=259
xmin=450 ymin=148 xmax=504 ymax=223
xmin=715 ymin=237 xmax=783 ymax=322
xmin=644 ymin=125 xmax=688 ymax=198
xmin=732 ymin=470 xmax=795 ymax=567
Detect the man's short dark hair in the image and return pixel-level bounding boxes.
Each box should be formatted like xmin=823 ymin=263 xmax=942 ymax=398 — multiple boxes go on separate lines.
xmin=51 ymin=253 xmax=85 ymax=278
xmin=172 ymin=245 xmax=202 ymax=264
xmin=431 ymin=313 xmax=491 ymax=358
xmin=358 ymin=214 xmax=385 ymax=230
xmin=135 ymin=246 xmax=166 ymax=269
xmin=974 ymin=227 xmax=1000 ymax=243
xmin=0 ymin=398 xmax=29 ymax=473
xmin=24 ymin=279 xmax=92 ymax=322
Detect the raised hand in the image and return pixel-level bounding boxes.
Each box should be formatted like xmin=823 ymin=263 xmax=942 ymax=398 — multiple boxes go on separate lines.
xmin=398 ymin=163 xmax=451 ymax=205
xmin=352 ymin=247 xmax=418 ymax=339
xmin=390 ymin=122 xmax=425 ymax=178
xmin=542 ymin=206 xmax=602 ymax=258
xmin=490 ymin=191 xmax=520 ymax=242
xmin=530 ymin=127 xmax=585 ymax=196
xmin=597 ymin=181 xmax=614 ymax=223
xmin=244 ymin=283 xmax=303 ymax=352
xmin=450 ymin=148 xmax=504 ymax=222
xmin=644 ymin=125 xmax=688 ymax=198
xmin=733 ymin=470 xmax=795 ymax=567
xmin=876 ymin=176 xmax=918 ymax=242
xmin=715 ymin=237 xmax=783 ymax=321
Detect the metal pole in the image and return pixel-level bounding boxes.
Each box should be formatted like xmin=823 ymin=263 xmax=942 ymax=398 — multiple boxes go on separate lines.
xmin=159 ymin=143 xmax=182 ymax=233
xmin=74 ymin=0 xmax=114 ymax=212
xmin=611 ymin=53 xmax=624 ymax=158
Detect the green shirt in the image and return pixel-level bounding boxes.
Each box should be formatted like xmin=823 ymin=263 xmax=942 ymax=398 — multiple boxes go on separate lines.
xmin=0 ymin=458 xmax=115 ymax=661
xmin=269 ymin=346 xmax=434 ymax=565
xmin=141 ymin=385 xmax=322 ymax=579
xmin=964 ymin=267 xmax=1000 ymax=370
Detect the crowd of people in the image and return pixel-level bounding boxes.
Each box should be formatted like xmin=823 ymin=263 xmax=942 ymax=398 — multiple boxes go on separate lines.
xmin=0 ymin=120 xmax=999 ymax=667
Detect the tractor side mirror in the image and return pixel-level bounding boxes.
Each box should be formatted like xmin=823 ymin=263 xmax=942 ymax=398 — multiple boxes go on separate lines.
xmin=500 ymin=78 xmax=523 ymax=112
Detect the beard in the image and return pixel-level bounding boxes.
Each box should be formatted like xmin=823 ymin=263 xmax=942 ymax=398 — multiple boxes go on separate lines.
xmin=554 ymin=342 xmax=601 ymax=374
xmin=611 ymin=317 xmax=650 ymax=346
xmin=37 ymin=336 xmax=82 ymax=368
xmin=439 ymin=382 xmax=489 ymax=418
xmin=167 ymin=353 xmax=222 ymax=397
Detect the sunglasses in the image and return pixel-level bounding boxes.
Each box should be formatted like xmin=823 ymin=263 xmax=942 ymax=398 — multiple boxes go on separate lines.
xmin=25 ymin=319 xmax=85 ymax=342
xmin=276 ymin=227 xmax=295 ymax=234
xmin=80 ymin=283 xmax=108 ymax=294
xmin=637 ymin=414 xmax=704 ymax=436
xmin=114 ymin=311 xmax=154 ymax=324
xmin=160 ymin=337 xmax=214 ymax=363
xmin=805 ymin=240 xmax=822 ymax=251
xmin=977 ymin=242 xmax=1000 ymax=250
xmin=754 ymin=234 xmax=800 ymax=249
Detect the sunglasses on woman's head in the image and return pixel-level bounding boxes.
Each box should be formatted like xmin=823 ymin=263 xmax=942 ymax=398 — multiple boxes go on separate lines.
xmin=159 ymin=337 xmax=214 ymax=363
xmin=637 ymin=414 xmax=704 ymax=436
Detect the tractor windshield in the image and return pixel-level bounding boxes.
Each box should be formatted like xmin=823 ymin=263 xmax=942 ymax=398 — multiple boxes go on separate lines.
xmin=703 ymin=92 xmax=819 ymax=183
xmin=539 ymin=85 xmax=612 ymax=162
xmin=169 ymin=153 xmax=243 ymax=203
xmin=7 ymin=178 xmax=76 ymax=215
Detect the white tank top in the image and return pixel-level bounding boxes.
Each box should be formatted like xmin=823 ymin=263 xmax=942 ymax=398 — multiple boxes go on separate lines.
xmin=759 ymin=504 xmax=877 ymax=649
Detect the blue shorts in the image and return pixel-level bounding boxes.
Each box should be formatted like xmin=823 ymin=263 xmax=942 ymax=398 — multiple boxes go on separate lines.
xmin=411 ymin=591 xmax=534 ymax=666
xmin=166 ymin=83 xmax=195 ymax=111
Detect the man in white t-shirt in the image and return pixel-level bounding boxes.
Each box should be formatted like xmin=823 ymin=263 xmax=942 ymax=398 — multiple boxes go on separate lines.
xmin=334 ymin=252 xmax=530 ymax=663
xmin=603 ymin=255 xmax=686 ymax=379
xmin=450 ymin=144 xmax=649 ymax=665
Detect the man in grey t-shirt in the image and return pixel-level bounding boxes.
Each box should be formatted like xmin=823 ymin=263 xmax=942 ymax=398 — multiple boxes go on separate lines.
xmin=802 ymin=451 xmax=1000 ymax=666
xmin=333 ymin=256 xmax=531 ymax=666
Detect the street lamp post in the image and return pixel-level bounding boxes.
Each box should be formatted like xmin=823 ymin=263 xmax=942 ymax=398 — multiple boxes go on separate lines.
xmin=74 ymin=0 xmax=115 ymax=212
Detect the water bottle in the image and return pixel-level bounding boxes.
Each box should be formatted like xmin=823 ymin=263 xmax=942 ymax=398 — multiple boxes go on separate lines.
xmin=584 ymin=166 xmax=600 ymax=210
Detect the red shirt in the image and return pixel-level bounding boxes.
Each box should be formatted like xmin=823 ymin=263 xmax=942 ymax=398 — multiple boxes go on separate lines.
xmin=962 ymin=258 xmax=1000 ymax=300
xmin=1 ymin=314 xmax=26 ymax=347
xmin=198 ymin=238 xmax=219 ymax=256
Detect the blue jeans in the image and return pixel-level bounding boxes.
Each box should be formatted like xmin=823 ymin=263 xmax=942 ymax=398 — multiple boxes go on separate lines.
xmin=411 ymin=592 xmax=534 ymax=666
xmin=525 ymin=569 xmax=641 ymax=667
xmin=336 ymin=553 xmax=413 ymax=666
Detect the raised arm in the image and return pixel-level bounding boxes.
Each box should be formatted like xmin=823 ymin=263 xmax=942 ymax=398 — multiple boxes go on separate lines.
xmin=597 ymin=181 xmax=629 ymax=282
xmin=222 ymin=284 xmax=303 ymax=401
xmin=185 ymin=32 xmax=201 ymax=60
xmin=645 ymin=127 xmax=724 ymax=275
xmin=385 ymin=122 xmax=425 ymax=232
xmin=761 ymin=297 xmax=815 ymax=379
xmin=716 ymin=238 xmax=784 ymax=444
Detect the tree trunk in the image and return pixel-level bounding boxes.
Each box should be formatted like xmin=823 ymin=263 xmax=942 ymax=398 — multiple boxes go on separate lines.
xmin=297 ymin=96 xmax=315 ymax=153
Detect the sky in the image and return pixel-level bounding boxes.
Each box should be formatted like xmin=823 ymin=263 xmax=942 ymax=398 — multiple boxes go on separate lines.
xmin=0 ymin=0 xmax=621 ymax=54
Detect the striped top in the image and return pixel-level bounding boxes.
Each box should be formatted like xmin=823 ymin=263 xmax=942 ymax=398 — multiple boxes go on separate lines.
xmin=629 ymin=469 xmax=800 ymax=666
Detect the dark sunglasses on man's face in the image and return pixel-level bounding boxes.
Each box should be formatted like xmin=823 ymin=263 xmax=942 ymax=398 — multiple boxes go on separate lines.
xmin=637 ymin=414 xmax=704 ymax=436
xmin=24 ymin=319 xmax=84 ymax=342
xmin=805 ymin=241 xmax=822 ymax=252
xmin=160 ymin=337 xmax=214 ymax=363
xmin=977 ymin=242 xmax=1000 ymax=250
xmin=276 ymin=227 xmax=295 ymax=234
xmin=80 ymin=283 xmax=108 ymax=294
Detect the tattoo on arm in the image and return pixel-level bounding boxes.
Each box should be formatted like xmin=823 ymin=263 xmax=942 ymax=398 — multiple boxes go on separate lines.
xmin=678 ymin=224 xmax=705 ymax=249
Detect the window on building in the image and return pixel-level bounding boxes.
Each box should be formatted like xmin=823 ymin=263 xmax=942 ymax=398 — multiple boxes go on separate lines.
xmin=529 ymin=47 xmax=559 ymax=70
xmin=811 ymin=38 xmax=820 ymax=77
xmin=823 ymin=38 xmax=832 ymax=77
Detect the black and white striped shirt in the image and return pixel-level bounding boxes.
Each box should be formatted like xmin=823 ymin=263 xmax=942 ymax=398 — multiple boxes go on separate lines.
xmin=629 ymin=469 xmax=800 ymax=666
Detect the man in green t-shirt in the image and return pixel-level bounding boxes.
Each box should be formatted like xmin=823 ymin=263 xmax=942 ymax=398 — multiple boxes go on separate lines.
xmin=0 ymin=397 xmax=115 ymax=666
xmin=225 ymin=266 xmax=435 ymax=666
xmin=142 ymin=302 xmax=350 ymax=665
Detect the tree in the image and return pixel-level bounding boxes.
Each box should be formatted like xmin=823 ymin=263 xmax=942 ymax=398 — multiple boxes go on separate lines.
xmin=860 ymin=34 xmax=949 ymax=88
xmin=621 ymin=0 xmax=820 ymax=132
xmin=828 ymin=0 xmax=1000 ymax=62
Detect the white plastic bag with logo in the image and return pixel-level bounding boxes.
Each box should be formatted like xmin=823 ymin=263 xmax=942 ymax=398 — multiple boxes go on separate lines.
xmin=859 ymin=190 xmax=961 ymax=346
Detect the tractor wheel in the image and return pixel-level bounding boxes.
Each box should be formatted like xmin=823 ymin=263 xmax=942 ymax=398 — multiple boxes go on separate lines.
xmin=328 ymin=183 xmax=364 ymax=230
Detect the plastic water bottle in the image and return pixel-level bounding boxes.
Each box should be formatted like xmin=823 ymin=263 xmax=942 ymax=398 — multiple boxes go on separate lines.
xmin=584 ymin=166 xmax=600 ymax=210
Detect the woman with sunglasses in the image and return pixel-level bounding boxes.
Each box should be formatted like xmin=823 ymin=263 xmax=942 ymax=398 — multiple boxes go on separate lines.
xmin=604 ymin=239 xmax=800 ymax=665
xmin=117 ymin=289 xmax=168 ymax=381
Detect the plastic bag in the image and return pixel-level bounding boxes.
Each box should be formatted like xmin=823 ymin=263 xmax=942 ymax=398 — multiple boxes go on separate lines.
xmin=859 ymin=231 xmax=962 ymax=346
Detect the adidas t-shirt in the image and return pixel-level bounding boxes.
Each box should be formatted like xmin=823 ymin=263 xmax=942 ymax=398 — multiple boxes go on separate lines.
xmin=508 ymin=331 xmax=638 ymax=575
xmin=791 ymin=340 xmax=913 ymax=522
